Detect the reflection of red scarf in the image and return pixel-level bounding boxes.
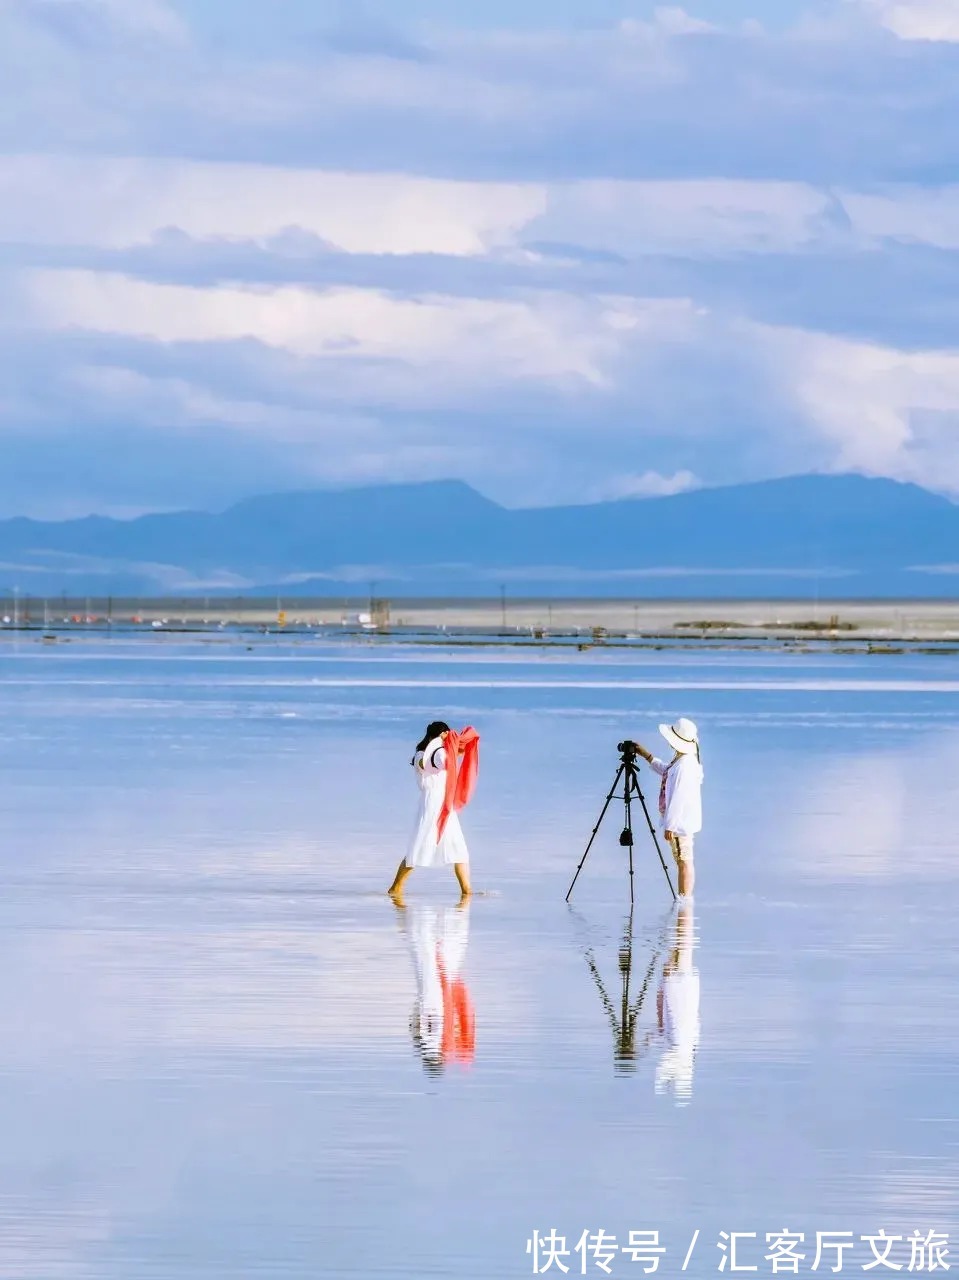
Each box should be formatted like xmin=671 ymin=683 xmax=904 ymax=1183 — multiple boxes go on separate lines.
xmin=438 ymin=950 xmax=475 ymax=1065
xmin=437 ymin=727 xmax=480 ymax=840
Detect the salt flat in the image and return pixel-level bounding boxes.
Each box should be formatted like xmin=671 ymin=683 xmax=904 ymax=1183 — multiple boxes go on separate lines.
xmin=0 ymin=635 xmax=956 ymax=1278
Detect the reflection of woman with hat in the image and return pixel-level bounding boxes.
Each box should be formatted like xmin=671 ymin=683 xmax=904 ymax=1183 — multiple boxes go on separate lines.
xmin=655 ymin=902 xmax=700 ymax=1105
xmin=627 ymin=718 xmax=703 ymax=899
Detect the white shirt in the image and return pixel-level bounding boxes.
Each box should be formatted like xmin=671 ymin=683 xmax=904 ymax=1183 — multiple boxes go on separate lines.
xmin=649 ymin=753 xmax=703 ymax=836
xmin=656 ymin=967 xmax=700 ymax=1104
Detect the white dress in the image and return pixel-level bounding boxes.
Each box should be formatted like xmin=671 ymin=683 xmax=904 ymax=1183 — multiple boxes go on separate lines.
xmin=405 ymin=736 xmax=470 ymax=868
xmin=407 ymin=903 xmax=471 ymax=1060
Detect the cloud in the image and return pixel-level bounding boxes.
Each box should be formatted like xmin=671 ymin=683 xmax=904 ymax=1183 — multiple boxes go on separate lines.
xmin=6 ymin=255 xmax=959 ymax=513
xmin=527 ymin=179 xmax=856 ymax=257
xmin=4 ymin=2 xmax=959 ymax=185
xmin=17 ymin=267 xmax=701 ymax=394
xmin=0 ymin=156 xmax=545 ymax=257
xmin=1 ymin=1 xmax=959 ymax=516
xmin=646 ymin=7 xmax=718 ymax=36
xmin=859 ymin=0 xmax=959 ymax=41
xmin=772 ymin=325 xmax=959 ymax=492
xmin=842 ymin=185 xmax=959 ymax=249
xmin=22 ymin=0 xmax=188 ymax=46
xmin=595 ymin=470 xmax=700 ymax=499
xmin=10 ymin=156 xmax=959 ymax=283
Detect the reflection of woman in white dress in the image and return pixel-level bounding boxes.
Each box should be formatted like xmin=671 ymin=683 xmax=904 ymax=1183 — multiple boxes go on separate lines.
xmin=387 ymin=720 xmax=479 ymax=904
xmin=655 ymin=903 xmax=700 ymax=1106
xmin=404 ymin=901 xmax=475 ymax=1076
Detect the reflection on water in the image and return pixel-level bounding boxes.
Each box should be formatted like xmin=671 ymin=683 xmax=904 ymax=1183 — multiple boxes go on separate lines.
xmin=0 ymin=641 xmax=957 ymax=1277
xmin=397 ymin=901 xmax=475 ymax=1075
xmin=581 ymin=904 xmax=701 ymax=1102
xmin=655 ymin=903 xmax=701 ymax=1106
xmin=582 ymin=910 xmax=664 ymax=1075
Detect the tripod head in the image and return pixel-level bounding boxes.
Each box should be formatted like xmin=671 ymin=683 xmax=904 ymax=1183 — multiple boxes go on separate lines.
xmin=616 ymin=740 xmax=640 ymax=764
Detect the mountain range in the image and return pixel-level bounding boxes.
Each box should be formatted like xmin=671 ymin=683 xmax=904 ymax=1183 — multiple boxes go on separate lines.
xmin=0 ymin=474 xmax=956 ymax=599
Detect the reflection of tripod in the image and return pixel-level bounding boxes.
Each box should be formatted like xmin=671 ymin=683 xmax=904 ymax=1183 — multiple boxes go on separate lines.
xmin=584 ymin=912 xmax=663 ymax=1074
xmin=566 ymin=742 xmax=676 ymax=904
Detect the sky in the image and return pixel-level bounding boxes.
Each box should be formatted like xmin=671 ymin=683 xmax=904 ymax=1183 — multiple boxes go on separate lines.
xmin=3 ymin=0 xmax=959 ymax=517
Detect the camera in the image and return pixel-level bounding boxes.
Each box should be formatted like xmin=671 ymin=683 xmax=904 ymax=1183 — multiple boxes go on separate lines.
xmin=617 ymin=740 xmax=637 ymax=755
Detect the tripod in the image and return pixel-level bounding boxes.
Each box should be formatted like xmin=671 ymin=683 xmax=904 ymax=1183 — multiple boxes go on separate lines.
xmin=584 ymin=911 xmax=663 ymax=1074
xmin=566 ymin=743 xmax=676 ymax=904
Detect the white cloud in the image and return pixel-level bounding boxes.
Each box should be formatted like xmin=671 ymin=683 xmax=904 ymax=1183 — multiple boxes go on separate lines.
xmin=2 ymin=2 xmax=959 ymax=513
xmin=530 ymin=178 xmax=852 ymax=257
xmin=763 ymin=323 xmax=959 ymax=492
xmin=96 ymin=0 xmax=187 ymax=41
xmin=18 ymin=268 xmax=699 ymax=394
xmin=0 ymin=156 xmax=545 ymax=257
xmin=11 ymin=258 xmax=959 ymax=501
xmin=67 ymin=363 xmax=368 ymax=441
xmin=28 ymin=0 xmax=188 ymax=42
xmin=8 ymin=155 xmax=959 ymax=270
xmin=595 ymin=469 xmax=700 ymax=499
xmin=653 ymin=6 xmax=717 ymax=35
xmin=842 ymin=185 xmax=959 ymax=249
xmin=622 ymin=7 xmax=718 ymax=37
xmin=859 ymin=0 xmax=959 ymax=41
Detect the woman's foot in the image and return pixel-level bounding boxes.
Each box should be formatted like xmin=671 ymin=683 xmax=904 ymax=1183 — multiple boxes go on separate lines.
xmin=388 ymin=861 xmax=412 ymax=901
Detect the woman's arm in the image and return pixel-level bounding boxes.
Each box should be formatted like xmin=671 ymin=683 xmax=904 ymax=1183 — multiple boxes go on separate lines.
xmin=630 ymin=743 xmax=667 ymax=776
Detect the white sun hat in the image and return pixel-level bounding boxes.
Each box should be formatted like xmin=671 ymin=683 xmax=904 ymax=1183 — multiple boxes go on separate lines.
xmin=659 ymin=717 xmax=699 ymax=755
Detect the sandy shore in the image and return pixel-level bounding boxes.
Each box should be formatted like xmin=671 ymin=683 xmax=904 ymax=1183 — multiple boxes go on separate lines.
xmin=4 ymin=596 xmax=959 ymax=641
xmin=365 ymin=598 xmax=959 ymax=640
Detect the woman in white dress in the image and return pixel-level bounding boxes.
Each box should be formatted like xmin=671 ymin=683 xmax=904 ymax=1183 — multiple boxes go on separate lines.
xmin=387 ymin=720 xmax=477 ymax=903
xmin=404 ymin=901 xmax=475 ymax=1075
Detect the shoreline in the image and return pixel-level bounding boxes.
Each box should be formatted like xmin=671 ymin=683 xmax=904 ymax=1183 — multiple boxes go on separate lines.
xmin=1 ymin=597 xmax=959 ymax=648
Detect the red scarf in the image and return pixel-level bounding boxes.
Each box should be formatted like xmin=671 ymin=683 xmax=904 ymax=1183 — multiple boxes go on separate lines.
xmin=437 ymin=726 xmax=480 ymax=839
xmin=438 ymin=950 xmax=475 ymax=1065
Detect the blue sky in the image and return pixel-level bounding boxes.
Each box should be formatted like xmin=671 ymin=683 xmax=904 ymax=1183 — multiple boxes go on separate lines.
xmin=2 ymin=0 xmax=959 ymax=517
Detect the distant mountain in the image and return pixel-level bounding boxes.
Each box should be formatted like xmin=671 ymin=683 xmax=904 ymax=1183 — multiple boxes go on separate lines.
xmin=0 ymin=474 xmax=957 ymax=599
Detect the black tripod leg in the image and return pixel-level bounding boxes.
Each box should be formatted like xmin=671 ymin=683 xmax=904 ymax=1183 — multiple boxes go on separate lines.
xmin=623 ymin=774 xmax=635 ymax=905
xmin=628 ymin=764 xmax=677 ymax=901
xmin=566 ymin=763 xmax=626 ymax=902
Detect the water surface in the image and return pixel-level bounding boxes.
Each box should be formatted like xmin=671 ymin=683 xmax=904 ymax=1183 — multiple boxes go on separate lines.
xmin=0 ymin=635 xmax=956 ymax=1278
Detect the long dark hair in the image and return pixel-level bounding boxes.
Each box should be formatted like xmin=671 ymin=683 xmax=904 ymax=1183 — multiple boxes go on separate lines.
xmin=413 ymin=720 xmax=450 ymax=762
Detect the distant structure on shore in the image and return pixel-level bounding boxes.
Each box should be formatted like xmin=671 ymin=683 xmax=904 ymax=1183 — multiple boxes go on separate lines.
xmin=3 ymin=596 xmax=958 ymax=648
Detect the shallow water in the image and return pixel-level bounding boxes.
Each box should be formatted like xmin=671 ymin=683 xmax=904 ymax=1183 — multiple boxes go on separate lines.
xmin=0 ymin=635 xmax=957 ymax=1279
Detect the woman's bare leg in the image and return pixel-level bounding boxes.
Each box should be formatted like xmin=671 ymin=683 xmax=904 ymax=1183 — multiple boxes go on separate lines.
xmin=669 ymin=836 xmax=694 ymax=899
xmin=679 ymin=859 xmax=694 ymax=898
xmin=454 ymin=862 xmax=472 ymax=900
xmin=388 ymin=859 xmax=413 ymax=901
